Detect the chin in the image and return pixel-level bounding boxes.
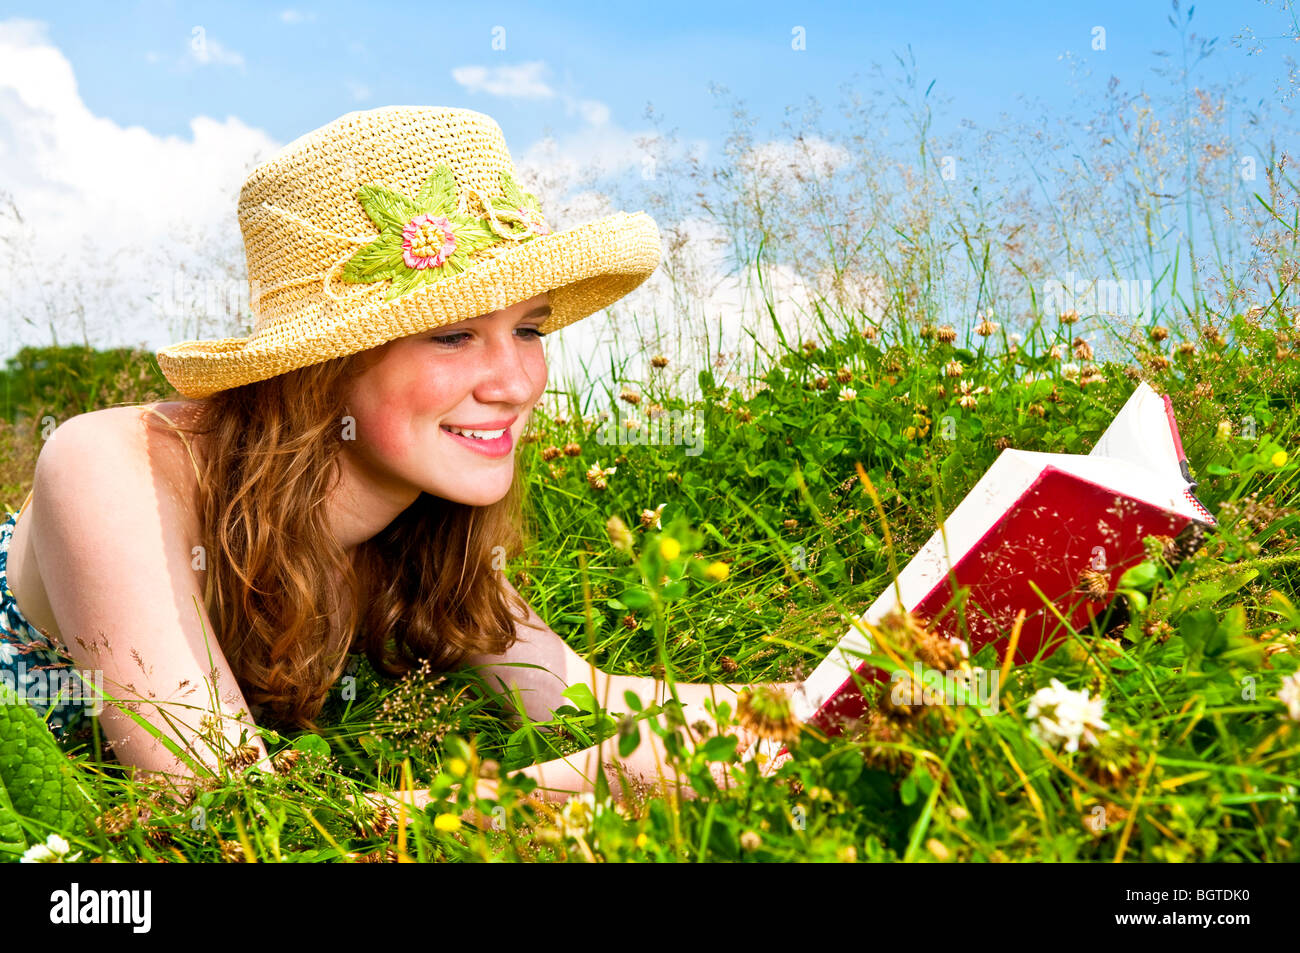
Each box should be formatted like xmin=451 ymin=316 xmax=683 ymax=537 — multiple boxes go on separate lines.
xmin=437 ymin=477 xmax=513 ymax=508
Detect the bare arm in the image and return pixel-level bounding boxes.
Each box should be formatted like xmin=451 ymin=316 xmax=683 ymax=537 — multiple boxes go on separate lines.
xmin=455 ymin=575 xmax=798 ymax=805
xmin=29 ymin=411 xmax=272 ymax=799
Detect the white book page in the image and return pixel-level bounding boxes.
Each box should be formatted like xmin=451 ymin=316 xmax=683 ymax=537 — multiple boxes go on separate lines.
xmin=1089 ymin=380 xmax=1181 ymax=474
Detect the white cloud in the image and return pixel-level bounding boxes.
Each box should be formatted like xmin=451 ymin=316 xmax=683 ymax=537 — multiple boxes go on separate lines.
xmin=569 ymin=98 xmax=609 ymax=126
xmin=186 ymin=27 xmax=245 ymax=68
xmin=451 ymin=61 xmax=554 ymax=99
xmin=280 ymin=9 xmax=316 ymax=24
xmin=450 ymin=61 xmax=609 ymax=127
xmin=346 ymin=80 xmax=370 ymax=102
xmin=0 ymin=18 xmax=279 ymax=360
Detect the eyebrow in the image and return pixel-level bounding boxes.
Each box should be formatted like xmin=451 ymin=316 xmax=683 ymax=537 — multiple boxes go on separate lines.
xmin=465 ymin=303 xmax=552 ymax=323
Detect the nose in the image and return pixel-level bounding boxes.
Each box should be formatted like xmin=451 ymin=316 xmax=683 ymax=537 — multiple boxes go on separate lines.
xmin=473 ymin=326 xmax=545 ymax=405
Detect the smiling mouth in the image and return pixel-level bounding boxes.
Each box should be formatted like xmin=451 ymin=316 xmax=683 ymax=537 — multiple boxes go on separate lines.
xmin=440 ymin=424 xmax=508 ymax=440
xmin=439 ymin=423 xmax=515 ymax=457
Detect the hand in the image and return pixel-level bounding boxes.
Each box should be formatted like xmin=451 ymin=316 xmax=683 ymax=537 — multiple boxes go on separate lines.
xmin=678 ymin=720 xmax=766 ymax=794
xmin=451 ymin=775 xmax=500 ymax=830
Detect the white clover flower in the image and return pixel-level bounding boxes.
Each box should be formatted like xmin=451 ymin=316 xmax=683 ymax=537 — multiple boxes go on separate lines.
xmin=1280 ymin=673 xmax=1300 ymax=722
xmin=1026 ymin=678 xmax=1109 ymax=753
xmin=21 ymin=833 xmax=81 ymax=863
xmin=1060 ymin=362 xmax=1081 ymax=381
xmin=838 ymin=387 xmax=857 ymax=402
xmin=640 ymin=502 xmax=667 ymax=530
xmin=558 ymin=792 xmax=618 ymax=838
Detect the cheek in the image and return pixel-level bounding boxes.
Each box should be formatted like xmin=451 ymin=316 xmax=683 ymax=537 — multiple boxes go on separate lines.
xmin=530 ymin=351 xmax=548 ymax=396
xmin=353 ymin=365 xmax=452 ymax=457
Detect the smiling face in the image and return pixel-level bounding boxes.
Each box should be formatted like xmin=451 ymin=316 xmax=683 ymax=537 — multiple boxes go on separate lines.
xmin=338 ymin=292 xmax=550 ymax=522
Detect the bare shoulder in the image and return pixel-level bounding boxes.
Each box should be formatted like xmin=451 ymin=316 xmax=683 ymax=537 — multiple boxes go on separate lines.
xmin=34 ymin=401 xmax=206 ymax=539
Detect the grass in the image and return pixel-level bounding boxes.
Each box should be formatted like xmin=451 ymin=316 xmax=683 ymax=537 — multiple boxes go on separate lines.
xmin=2 ymin=302 xmax=1298 ymax=863
xmin=2 ymin=3 xmax=1298 ymax=860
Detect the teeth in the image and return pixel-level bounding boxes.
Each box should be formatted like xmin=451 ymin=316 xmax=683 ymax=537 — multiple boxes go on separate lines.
xmin=445 ymin=425 xmax=506 ymax=440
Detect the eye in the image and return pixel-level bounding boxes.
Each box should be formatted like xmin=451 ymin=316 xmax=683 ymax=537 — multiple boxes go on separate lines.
xmin=429 ymin=327 xmax=545 ymax=347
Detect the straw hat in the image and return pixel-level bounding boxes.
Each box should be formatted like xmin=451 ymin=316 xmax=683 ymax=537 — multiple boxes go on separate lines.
xmin=155 ymin=105 xmax=662 ymax=399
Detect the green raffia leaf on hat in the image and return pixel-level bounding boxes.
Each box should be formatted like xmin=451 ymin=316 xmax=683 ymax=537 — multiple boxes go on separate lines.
xmin=486 ymin=170 xmax=549 ymax=238
xmin=415 ymin=164 xmax=460 ymax=211
xmin=499 ymin=169 xmax=542 ymax=214
xmin=340 ymin=163 xmax=525 ymax=300
xmin=354 ymin=184 xmax=425 ymax=231
xmin=340 ymin=232 xmax=406 ymax=283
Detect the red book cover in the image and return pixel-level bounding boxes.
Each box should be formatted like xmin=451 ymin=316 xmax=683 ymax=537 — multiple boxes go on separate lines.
xmin=755 ymin=382 xmax=1217 ymax=767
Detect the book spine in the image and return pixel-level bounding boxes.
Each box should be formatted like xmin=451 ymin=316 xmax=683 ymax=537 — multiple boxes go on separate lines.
xmin=1162 ymin=393 xmax=1195 ymax=489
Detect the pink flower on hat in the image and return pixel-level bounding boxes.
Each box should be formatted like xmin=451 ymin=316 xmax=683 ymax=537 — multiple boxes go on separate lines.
xmin=401 ymin=213 xmax=457 ymax=269
xmin=340 ymin=163 xmax=550 ymax=301
xmin=516 ymin=206 xmax=550 ymax=236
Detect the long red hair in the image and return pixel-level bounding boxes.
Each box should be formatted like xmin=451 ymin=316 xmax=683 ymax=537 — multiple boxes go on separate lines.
xmin=151 ymin=345 xmax=531 ymax=731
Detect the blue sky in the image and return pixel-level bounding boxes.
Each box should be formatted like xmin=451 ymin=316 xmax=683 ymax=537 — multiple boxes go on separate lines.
xmin=9 ymin=0 xmax=1286 ymax=155
xmin=0 ymin=1 xmax=1295 ymax=380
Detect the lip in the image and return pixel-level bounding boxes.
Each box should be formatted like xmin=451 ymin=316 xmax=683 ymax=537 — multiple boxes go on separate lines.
xmin=441 ymin=417 xmax=517 ymax=430
xmin=440 ymin=418 xmax=516 ymax=458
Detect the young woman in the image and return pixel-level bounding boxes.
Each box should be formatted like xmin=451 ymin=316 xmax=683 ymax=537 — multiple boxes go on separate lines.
xmin=0 ymin=106 xmax=797 ymax=821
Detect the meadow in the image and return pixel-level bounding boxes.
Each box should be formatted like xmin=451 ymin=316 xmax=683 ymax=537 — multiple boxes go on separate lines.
xmin=2 ymin=11 xmax=1298 ymax=860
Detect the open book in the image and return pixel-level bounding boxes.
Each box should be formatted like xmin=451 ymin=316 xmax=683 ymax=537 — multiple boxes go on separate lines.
xmin=751 ymin=381 xmax=1217 ymax=767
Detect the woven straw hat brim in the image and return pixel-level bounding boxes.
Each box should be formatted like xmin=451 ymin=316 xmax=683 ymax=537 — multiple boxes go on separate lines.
xmin=155 ymin=209 xmax=660 ymax=399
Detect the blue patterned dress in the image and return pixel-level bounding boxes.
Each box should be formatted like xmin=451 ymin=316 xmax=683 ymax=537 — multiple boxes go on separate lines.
xmin=0 ymin=491 xmax=91 ymax=740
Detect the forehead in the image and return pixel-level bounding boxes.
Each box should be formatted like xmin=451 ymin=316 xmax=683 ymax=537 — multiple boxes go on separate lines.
xmin=367 ymin=292 xmax=551 ymax=357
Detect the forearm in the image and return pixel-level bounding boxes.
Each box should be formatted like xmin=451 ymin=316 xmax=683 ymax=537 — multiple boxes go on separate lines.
xmin=585 ymin=669 xmax=803 ymax=730
xmin=591 ymin=670 xmax=747 ymax=722
xmin=514 ymin=707 xmax=703 ymax=803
